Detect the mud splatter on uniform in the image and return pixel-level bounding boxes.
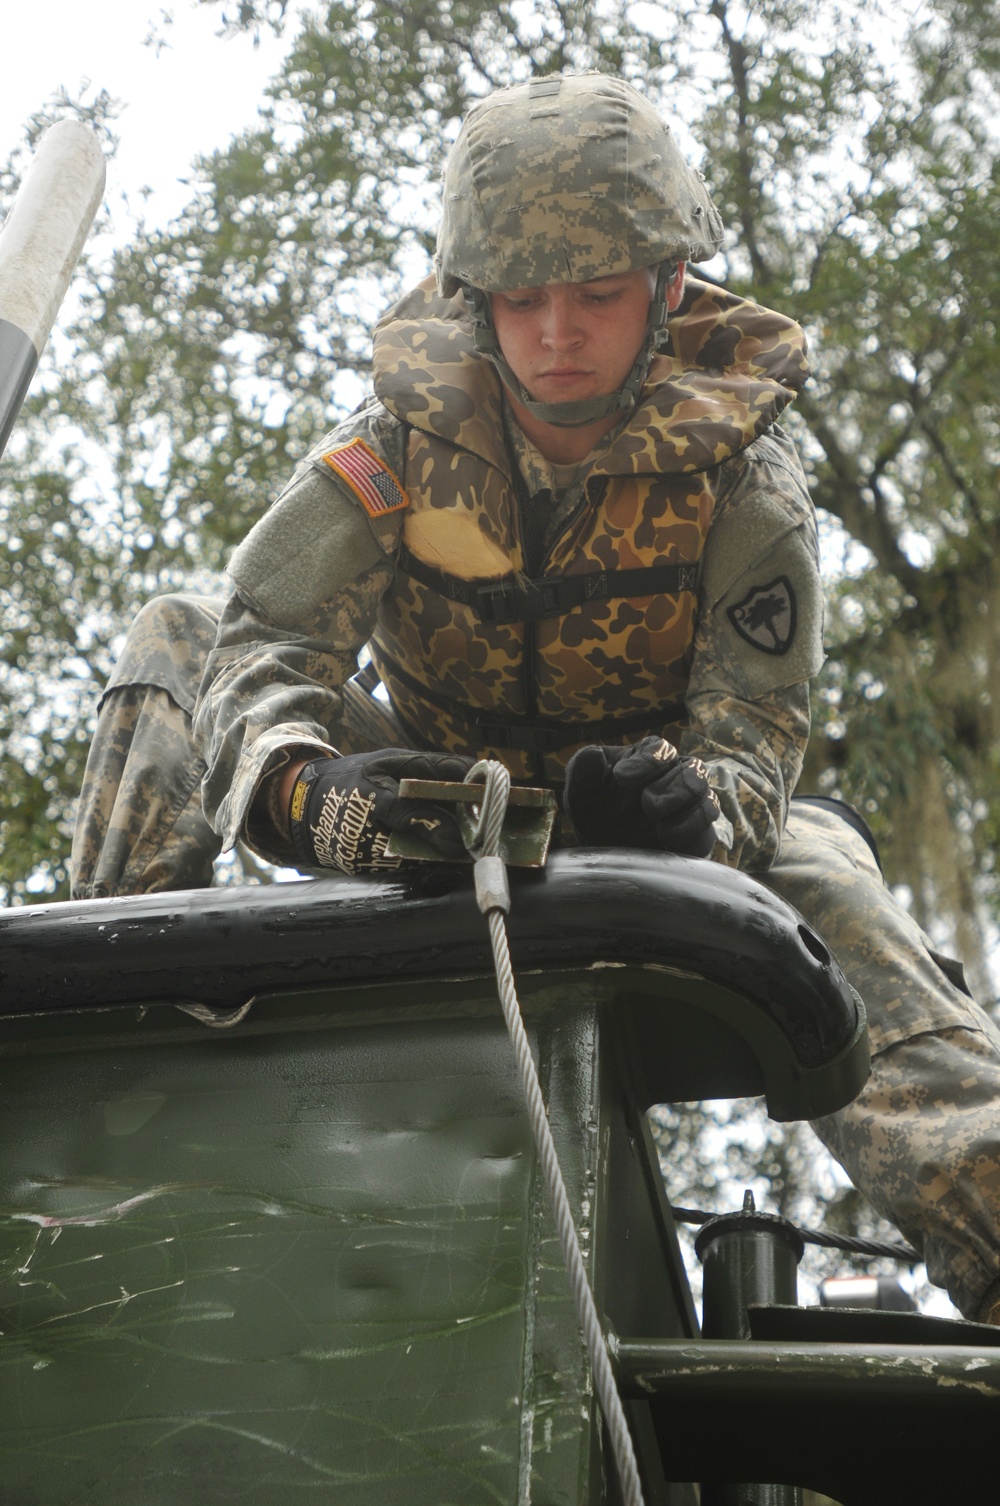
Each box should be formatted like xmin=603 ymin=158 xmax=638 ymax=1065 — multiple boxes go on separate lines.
xmin=70 ymin=275 xmax=1000 ymax=1324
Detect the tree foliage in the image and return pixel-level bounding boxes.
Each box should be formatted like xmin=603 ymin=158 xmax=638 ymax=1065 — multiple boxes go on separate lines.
xmin=2 ymin=0 xmax=999 ymax=1010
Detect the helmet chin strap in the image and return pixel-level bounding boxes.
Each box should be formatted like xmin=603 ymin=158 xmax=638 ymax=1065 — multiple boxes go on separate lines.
xmin=463 ymin=265 xmax=676 ymax=429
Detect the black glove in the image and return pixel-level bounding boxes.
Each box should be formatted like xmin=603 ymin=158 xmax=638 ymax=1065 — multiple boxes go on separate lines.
xmin=561 ymin=742 xmax=660 ymax=850
xmin=564 ymin=737 xmax=721 ymax=858
xmin=288 ymin=748 xmax=475 ymax=874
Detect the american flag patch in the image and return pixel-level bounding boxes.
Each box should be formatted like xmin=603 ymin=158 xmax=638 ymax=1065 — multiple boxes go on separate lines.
xmin=322 ymin=438 xmax=410 ymax=518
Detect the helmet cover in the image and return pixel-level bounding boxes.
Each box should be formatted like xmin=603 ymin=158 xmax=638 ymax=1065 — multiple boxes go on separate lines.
xmin=436 ymin=72 xmax=724 ymax=297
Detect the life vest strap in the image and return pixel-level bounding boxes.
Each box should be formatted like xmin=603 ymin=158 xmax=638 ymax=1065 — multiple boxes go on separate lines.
xmin=397 ymin=540 xmax=698 ymax=625
xmin=375 ymin=650 xmax=685 ymax=755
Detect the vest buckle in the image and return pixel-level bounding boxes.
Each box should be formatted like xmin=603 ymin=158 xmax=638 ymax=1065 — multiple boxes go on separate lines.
xmin=477 ymin=578 xmax=565 ymax=625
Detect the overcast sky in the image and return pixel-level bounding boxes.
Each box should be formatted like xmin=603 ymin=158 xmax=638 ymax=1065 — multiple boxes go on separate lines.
xmin=3 ymin=0 xmax=292 ymax=236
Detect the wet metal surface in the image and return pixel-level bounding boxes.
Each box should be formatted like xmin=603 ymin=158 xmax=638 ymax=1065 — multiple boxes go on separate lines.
xmin=0 ymin=997 xmax=611 ymax=1502
xmin=0 ymin=851 xmax=868 ymax=1121
xmin=617 ymin=1338 xmax=1000 ymax=1505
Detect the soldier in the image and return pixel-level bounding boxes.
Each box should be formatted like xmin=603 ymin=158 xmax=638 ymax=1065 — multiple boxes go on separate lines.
xmin=71 ymin=72 xmax=1000 ymax=1325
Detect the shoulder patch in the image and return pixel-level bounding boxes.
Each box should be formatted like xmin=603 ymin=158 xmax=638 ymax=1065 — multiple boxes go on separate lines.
xmin=727 ymin=576 xmax=797 ymax=655
xmin=322 ymin=438 xmax=410 ymax=519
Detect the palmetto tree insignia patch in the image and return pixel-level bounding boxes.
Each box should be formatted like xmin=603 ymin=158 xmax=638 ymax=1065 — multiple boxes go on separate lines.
xmin=727 ymin=576 xmax=796 ymax=655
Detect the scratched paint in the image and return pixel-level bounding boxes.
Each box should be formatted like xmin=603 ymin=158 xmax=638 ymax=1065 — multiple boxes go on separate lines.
xmin=0 ymin=992 xmax=608 ymax=1504
xmin=103 ymin=1092 xmax=168 ymax=1136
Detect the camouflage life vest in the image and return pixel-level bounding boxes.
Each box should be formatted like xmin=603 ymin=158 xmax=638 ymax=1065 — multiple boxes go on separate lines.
xmin=367 ymin=275 xmax=809 ymax=783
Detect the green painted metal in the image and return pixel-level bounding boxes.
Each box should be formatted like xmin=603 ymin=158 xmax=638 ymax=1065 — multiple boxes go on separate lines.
xmin=0 ymin=855 xmax=879 ymax=1502
xmin=617 ymin=1337 xmax=1000 ymax=1504
xmin=0 ymin=978 xmax=695 ymax=1504
xmin=619 ymin=1334 xmax=1000 ymax=1398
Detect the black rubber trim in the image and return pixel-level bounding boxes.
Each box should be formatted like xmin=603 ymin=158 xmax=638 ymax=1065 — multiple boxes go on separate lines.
xmin=0 ymin=850 xmax=863 ymax=1089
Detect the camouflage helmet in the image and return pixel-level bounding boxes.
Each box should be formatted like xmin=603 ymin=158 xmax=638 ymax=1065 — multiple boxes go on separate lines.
xmin=434 ymin=73 xmax=724 ymax=426
xmin=436 ymin=72 xmax=723 ymax=296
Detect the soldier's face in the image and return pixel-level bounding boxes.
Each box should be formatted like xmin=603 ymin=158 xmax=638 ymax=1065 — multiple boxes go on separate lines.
xmin=489 ymin=266 xmax=659 ymax=405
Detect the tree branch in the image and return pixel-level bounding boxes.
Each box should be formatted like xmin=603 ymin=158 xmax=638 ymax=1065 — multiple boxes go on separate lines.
xmin=920 ymin=416 xmax=990 ymax=539
xmin=379 ymin=0 xmax=507 ymax=90
xmin=796 ymin=387 xmax=925 ymax=598
xmin=708 ymin=0 xmax=771 ymax=284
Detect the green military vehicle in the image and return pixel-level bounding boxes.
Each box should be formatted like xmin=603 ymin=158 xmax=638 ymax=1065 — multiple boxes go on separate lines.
xmin=2 ymin=842 xmax=999 ymax=1505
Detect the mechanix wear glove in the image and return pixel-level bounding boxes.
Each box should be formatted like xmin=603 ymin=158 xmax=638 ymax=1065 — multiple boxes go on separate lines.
xmin=563 ymin=737 xmax=722 ymax=858
xmin=288 ymin=749 xmax=475 ymax=874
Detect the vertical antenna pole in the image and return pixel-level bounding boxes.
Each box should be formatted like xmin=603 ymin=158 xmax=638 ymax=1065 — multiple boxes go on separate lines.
xmin=0 ymin=118 xmax=106 ymax=457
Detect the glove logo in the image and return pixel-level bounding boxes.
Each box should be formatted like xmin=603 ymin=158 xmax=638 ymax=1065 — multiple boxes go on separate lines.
xmin=288 ymin=749 xmax=474 ymax=874
xmin=727 ymin=576 xmax=796 ymax=656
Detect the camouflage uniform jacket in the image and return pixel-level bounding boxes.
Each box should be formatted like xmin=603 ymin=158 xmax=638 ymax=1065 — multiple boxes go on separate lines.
xmin=195 ymin=276 xmax=825 ymax=870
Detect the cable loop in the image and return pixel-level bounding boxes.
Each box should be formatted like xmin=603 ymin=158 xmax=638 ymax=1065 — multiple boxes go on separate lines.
xmin=463 ymin=757 xmax=511 ymax=856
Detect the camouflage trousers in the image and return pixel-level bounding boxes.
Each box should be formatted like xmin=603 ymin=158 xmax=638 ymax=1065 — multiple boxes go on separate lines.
xmin=764 ymin=804 xmax=1000 ymax=1322
xmin=71 ymin=593 xmax=1000 ymax=1321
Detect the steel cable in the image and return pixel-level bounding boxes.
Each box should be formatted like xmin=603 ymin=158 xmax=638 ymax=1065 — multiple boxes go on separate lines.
xmin=463 ymin=759 xmax=646 ymax=1506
